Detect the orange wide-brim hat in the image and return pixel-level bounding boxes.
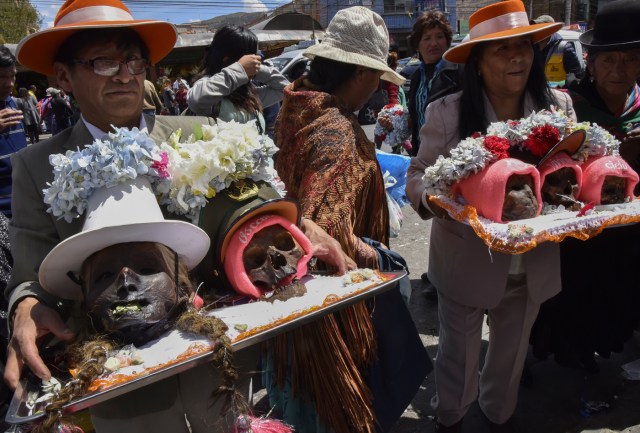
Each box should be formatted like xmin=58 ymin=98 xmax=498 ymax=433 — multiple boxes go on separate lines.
xmin=444 ymin=0 xmax=562 ymax=64
xmin=16 ymin=0 xmax=177 ymax=76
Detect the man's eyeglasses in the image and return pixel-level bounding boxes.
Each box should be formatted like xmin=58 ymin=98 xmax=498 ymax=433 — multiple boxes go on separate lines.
xmin=73 ymin=58 xmax=148 ymax=77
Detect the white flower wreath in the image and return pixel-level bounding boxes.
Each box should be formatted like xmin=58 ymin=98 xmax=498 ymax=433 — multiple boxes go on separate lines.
xmin=43 ymin=127 xmax=169 ymax=223
xmin=156 ymin=119 xmax=278 ymax=221
xmin=44 ymin=120 xmax=278 ymax=223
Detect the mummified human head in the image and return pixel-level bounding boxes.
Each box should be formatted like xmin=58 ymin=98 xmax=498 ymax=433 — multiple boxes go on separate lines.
xmin=502 ymin=174 xmax=538 ymax=221
xmin=81 ymin=242 xmax=193 ymax=345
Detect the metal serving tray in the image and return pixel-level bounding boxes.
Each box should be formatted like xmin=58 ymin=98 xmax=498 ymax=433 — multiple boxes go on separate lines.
xmin=6 ymin=271 xmax=405 ymax=425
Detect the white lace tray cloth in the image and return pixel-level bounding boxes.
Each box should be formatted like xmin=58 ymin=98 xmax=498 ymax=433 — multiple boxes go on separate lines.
xmin=429 ymin=195 xmax=640 ymax=254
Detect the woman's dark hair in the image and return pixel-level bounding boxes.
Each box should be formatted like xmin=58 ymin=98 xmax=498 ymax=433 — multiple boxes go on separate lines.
xmin=458 ymin=40 xmax=554 ymax=139
xmin=408 ymin=11 xmax=453 ymax=51
xmin=387 ymin=52 xmax=398 ymax=70
xmin=200 ymin=25 xmax=261 ymax=114
xmin=54 ymin=28 xmax=149 ymax=66
xmin=0 ymin=46 xmax=16 ymax=68
xmin=307 ymin=56 xmax=357 ymax=94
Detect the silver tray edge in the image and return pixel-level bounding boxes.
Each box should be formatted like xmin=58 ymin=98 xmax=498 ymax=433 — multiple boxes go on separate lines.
xmin=6 ymin=271 xmax=406 ymax=424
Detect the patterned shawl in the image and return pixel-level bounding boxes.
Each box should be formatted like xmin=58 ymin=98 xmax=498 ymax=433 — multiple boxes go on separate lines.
xmin=265 ymin=79 xmax=390 ymax=433
xmin=275 ymin=78 xmax=389 ymax=267
xmin=570 ymin=80 xmax=640 ymax=138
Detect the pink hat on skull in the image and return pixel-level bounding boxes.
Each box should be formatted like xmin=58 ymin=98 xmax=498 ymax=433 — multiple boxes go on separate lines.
xmin=578 ymin=155 xmax=639 ymax=204
xmin=538 ymin=151 xmax=583 ymax=196
xmin=224 ymin=214 xmax=314 ymax=298
xmin=452 ymin=158 xmax=542 ymax=223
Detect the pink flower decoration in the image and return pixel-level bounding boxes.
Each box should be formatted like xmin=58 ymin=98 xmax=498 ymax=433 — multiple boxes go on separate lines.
xmin=151 ymin=151 xmax=170 ymax=178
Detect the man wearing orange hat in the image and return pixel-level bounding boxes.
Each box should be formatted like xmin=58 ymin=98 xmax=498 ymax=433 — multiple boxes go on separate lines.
xmin=4 ymin=0 xmax=353 ymax=427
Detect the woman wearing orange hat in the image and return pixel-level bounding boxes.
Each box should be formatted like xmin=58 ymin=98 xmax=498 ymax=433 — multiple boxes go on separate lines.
xmin=406 ymin=1 xmax=575 ymax=431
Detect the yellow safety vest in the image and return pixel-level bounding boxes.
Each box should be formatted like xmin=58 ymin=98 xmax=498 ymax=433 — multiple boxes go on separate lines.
xmin=545 ymin=40 xmax=568 ymax=86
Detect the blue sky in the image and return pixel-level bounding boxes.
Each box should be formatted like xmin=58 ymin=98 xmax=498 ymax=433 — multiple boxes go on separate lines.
xmin=32 ymin=0 xmax=291 ymax=28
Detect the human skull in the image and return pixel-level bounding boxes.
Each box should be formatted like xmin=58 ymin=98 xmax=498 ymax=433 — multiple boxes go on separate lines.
xmin=502 ymin=174 xmax=538 ymax=221
xmin=242 ymin=225 xmax=305 ymax=296
xmin=542 ymin=167 xmax=581 ymax=210
xmin=600 ymin=176 xmax=627 ymax=204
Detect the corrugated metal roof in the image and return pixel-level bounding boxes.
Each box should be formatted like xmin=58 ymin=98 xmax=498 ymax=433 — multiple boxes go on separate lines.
xmin=176 ymin=29 xmax=323 ymax=48
xmin=250 ymin=12 xmax=323 ymax=31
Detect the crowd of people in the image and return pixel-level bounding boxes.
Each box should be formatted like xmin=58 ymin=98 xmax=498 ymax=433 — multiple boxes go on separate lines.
xmin=0 ymin=0 xmax=639 ymax=432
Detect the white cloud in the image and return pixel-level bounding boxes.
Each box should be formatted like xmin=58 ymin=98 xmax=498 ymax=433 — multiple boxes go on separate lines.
xmin=242 ymin=0 xmax=268 ymax=12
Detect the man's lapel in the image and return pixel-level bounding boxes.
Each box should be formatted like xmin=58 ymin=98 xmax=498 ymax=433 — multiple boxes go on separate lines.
xmin=61 ymin=121 xmax=93 ymax=152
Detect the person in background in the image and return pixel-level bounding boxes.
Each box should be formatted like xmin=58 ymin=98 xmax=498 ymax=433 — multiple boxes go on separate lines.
xmin=28 ymin=85 xmax=38 ymax=103
xmin=160 ymin=77 xmax=179 ymax=115
xmin=66 ymin=90 xmax=82 ymax=125
xmin=175 ymin=81 xmax=188 ymax=114
xmin=15 ymin=87 xmax=40 ymax=144
xmin=374 ymin=52 xmax=411 ymax=154
xmin=407 ymin=10 xmax=460 ymax=158
xmin=257 ymin=51 xmax=280 ymax=140
xmin=406 ymin=2 xmax=573 ymax=431
xmin=39 ymin=88 xmax=57 ymax=134
xmin=172 ymin=73 xmax=189 ymax=91
xmin=530 ymin=0 xmax=640 ymax=375
xmin=187 ymin=25 xmax=288 ymax=133
xmin=0 ymin=46 xmax=26 ymax=218
xmin=531 ymin=15 xmax=584 ymax=87
xmin=142 ymin=78 xmax=163 ymax=116
xmin=272 ymin=7 xmax=430 ymax=433
xmin=50 ymin=88 xmax=73 ymax=134
xmin=407 ymin=10 xmax=462 ymax=299
xmin=383 ymin=52 xmax=401 ymax=106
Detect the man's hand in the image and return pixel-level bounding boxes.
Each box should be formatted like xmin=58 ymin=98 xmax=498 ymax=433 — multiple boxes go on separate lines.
xmin=300 ymin=218 xmax=356 ymax=275
xmin=0 ymin=108 xmax=23 ymax=131
xmin=4 ymin=297 xmax=75 ymax=390
xmin=238 ymin=54 xmax=261 ymax=78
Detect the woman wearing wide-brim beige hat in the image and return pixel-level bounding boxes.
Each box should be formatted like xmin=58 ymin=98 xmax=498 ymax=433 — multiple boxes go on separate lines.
xmin=16 ymin=0 xmax=177 ymax=76
xmin=443 ymin=0 xmax=562 ymax=64
xmin=303 ymin=6 xmax=405 ymax=85
xmin=271 ymin=6 xmax=430 ymax=433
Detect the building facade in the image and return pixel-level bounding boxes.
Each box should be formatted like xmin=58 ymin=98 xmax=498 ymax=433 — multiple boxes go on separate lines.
xmin=289 ymin=0 xmax=603 ymax=57
xmin=287 ymin=0 xmax=457 ymax=56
